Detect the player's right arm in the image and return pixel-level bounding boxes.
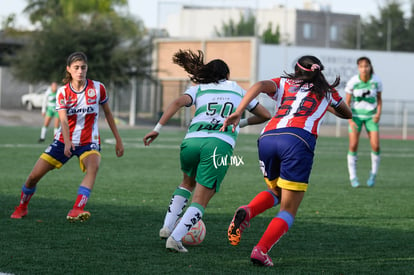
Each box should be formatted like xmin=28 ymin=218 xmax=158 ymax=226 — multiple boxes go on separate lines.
xmin=239 ymin=104 xmax=271 ymax=128
xmin=58 ymin=109 xmax=74 ymax=157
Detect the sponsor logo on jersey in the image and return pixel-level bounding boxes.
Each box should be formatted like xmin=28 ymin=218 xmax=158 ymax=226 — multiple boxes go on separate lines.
xmin=67 ymin=106 xmax=95 ymax=115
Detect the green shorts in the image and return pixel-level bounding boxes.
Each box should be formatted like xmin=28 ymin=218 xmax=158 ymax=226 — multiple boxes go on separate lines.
xmin=45 ymin=106 xmax=59 ymax=118
xmin=180 ymin=137 xmax=233 ymax=192
xmin=349 ymin=116 xmax=379 ymax=133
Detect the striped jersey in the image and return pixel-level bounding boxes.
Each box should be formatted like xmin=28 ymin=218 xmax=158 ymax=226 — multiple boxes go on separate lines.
xmin=55 ymin=79 xmax=108 ymax=146
xmin=184 ymin=80 xmax=258 ymax=148
xmin=41 ymin=87 xmax=57 ymax=113
xmin=345 ymin=74 xmax=382 ymax=119
xmin=263 ymin=77 xmax=343 ymax=136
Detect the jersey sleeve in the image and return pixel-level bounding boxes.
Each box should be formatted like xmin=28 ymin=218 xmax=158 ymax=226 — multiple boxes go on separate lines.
xmin=344 ymin=76 xmax=356 ymax=94
xmin=99 ymin=82 xmax=108 ymax=104
xmin=375 ymin=75 xmax=383 ymax=93
xmin=56 ymin=86 xmax=67 ymax=111
xmin=267 ymin=78 xmax=280 ymax=99
xmin=329 ymin=89 xmax=343 ymax=107
xmin=184 ymin=85 xmax=198 ymax=107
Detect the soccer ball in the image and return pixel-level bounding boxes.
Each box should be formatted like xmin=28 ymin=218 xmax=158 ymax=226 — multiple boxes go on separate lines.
xmin=177 ymin=219 xmax=206 ymax=246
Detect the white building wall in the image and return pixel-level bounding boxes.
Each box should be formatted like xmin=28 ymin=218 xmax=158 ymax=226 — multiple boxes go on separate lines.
xmin=256 ymin=7 xmax=297 ymax=44
xmin=258 ymin=45 xmax=414 ymax=101
xmin=164 ymin=6 xmax=297 ymax=43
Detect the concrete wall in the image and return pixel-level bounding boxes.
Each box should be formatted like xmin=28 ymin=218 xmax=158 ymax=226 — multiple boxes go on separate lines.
xmin=154 ymin=38 xmax=257 ymax=113
xmin=257 ymin=45 xmax=414 ymax=101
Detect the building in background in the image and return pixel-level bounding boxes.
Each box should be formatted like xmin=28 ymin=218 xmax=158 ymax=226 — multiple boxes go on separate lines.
xmin=160 ymin=2 xmax=359 ymax=48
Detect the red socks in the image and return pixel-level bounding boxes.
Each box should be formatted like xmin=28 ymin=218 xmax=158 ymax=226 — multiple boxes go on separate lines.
xmin=19 ymin=192 xmax=34 ymax=208
xmin=72 ymin=186 xmax=91 ymax=210
xmin=257 ymin=217 xmax=289 ymax=253
xmin=73 ymin=194 xmax=88 ymax=210
xmin=248 ymin=191 xmax=278 ymax=218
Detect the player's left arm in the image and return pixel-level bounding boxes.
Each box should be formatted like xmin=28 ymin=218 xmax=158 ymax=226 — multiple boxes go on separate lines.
xmin=143 ymin=94 xmax=192 ymax=146
xmin=102 ymin=102 xmax=124 ymax=157
xmin=373 ymin=92 xmax=382 ymax=123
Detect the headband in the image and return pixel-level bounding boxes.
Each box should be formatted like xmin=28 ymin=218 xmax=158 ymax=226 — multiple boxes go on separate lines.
xmin=297 ymin=62 xmax=320 ymax=72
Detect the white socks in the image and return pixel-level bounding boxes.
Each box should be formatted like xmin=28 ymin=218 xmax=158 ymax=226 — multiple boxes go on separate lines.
xmin=163 ymin=187 xmax=191 ymax=231
xmin=370 ymin=152 xmax=381 ymax=174
xmin=347 ymin=153 xmax=357 ymax=180
xmin=171 ymin=203 xmax=204 ymax=242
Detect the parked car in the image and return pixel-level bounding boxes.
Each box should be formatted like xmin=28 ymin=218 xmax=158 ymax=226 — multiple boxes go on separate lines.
xmin=21 ymin=87 xmax=48 ymax=111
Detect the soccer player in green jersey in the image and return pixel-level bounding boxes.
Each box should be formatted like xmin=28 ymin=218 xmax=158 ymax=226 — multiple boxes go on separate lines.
xmin=345 ymin=57 xmax=383 ymax=187
xmin=39 ymin=82 xmax=59 ymax=142
xmin=143 ymin=49 xmax=271 ymax=252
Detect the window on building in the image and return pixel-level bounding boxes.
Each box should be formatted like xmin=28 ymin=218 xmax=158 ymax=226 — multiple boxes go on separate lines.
xmin=303 ymin=23 xmax=312 ymax=39
xmin=330 ymin=25 xmax=338 ymax=41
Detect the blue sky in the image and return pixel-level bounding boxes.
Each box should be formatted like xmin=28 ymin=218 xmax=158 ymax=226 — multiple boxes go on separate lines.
xmin=1 ymin=0 xmax=412 ymax=30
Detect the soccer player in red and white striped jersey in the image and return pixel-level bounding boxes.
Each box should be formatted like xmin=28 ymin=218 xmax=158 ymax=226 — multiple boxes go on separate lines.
xmin=222 ymin=55 xmax=352 ymax=267
xmin=11 ymin=52 xmax=124 ymax=222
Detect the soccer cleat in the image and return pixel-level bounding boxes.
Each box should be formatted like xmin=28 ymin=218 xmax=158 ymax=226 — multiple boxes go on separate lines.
xmin=250 ymin=246 xmax=274 ymax=267
xmin=159 ymin=227 xmax=172 ymax=239
xmin=11 ymin=206 xmax=28 ymax=219
xmin=38 ymin=138 xmax=45 ymax=143
xmin=367 ymin=173 xmax=376 ymax=187
xmin=228 ymin=206 xmax=251 ymax=246
xmin=350 ymin=178 xmax=360 ymax=188
xmin=166 ymin=236 xmax=188 ymax=253
xmin=66 ymin=208 xmax=91 ymax=222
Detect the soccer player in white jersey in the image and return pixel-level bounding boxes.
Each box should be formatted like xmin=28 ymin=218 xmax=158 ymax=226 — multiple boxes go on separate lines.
xmin=143 ymin=49 xmax=271 ymax=252
xmin=11 ymin=52 xmax=124 ymax=221
xmin=345 ymin=57 xmax=383 ymax=188
xmin=221 ymin=55 xmax=352 ymax=267
xmin=39 ymin=82 xmax=59 ymax=143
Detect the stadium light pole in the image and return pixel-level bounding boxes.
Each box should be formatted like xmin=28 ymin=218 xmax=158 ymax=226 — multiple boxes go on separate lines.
xmin=0 ymin=67 xmax=2 ymax=109
xmin=128 ymin=66 xmax=137 ymax=126
xmin=356 ymin=17 xmax=361 ymax=49
xmin=386 ymin=18 xmax=392 ymax=51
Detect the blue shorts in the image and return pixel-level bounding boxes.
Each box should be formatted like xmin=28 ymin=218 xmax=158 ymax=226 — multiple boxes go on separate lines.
xmin=257 ymin=128 xmax=316 ymax=192
xmin=40 ymin=140 xmax=101 ymax=172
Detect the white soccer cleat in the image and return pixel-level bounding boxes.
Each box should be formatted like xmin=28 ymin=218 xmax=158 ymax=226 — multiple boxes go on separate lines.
xmin=159 ymin=227 xmax=172 ymax=239
xmin=166 ymin=236 xmax=188 ymax=253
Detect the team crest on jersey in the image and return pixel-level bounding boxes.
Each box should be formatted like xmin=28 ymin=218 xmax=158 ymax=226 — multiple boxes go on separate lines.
xmin=87 ymin=89 xmax=96 ymax=97
xmin=87 ymin=88 xmax=97 ymax=104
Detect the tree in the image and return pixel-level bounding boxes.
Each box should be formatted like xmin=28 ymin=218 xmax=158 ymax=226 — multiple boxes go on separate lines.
xmin=261 ymin=22 xmax=280 ymax=44
xmin=343 ymin=0 xmax=413 ymax=52
xmin=215 ymin=12 xmax=256 ymax=37
xmin=215 ymin=12 xmax=280 ymax=45
xmin=7 ymin=0 xmax=152 ymax=85
xmin=23 ymin=0 xmax=128 ymax=25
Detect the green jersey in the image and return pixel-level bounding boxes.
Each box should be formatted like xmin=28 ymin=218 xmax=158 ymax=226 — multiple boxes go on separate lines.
xmin=184 ymin=80 xmax=258 ymax=148
xmin=42 ymin=87 xmax=58 ymax=113
xmin=345 ymin=74 xmax=382 ymax=119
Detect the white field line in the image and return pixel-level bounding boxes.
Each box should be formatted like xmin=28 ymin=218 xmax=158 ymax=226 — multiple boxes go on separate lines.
xmin=1 ymin=138 xmax=413 ymax=158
